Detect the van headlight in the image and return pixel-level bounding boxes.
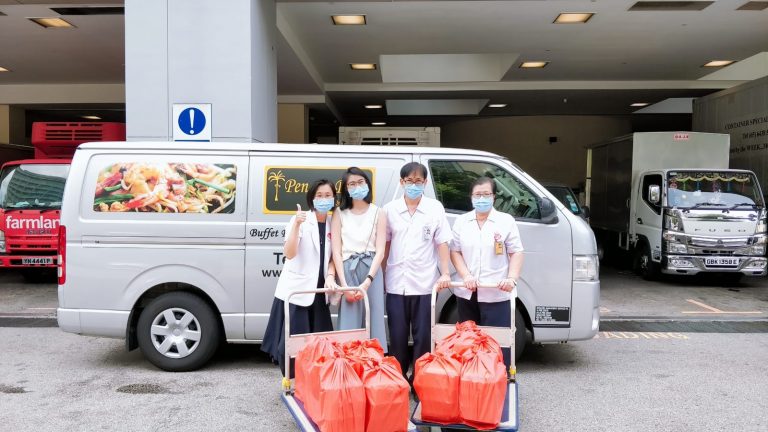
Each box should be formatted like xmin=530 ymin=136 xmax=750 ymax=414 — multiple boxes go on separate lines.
xmin=0 ymin=230 xmax=5 ymax=253
xmin=574 ymin=255 xmax=599 ymax=281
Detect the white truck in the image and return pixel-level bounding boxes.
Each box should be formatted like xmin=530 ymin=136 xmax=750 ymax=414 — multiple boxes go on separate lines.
xmin=586 ymin=132 xmax=767 ymax=280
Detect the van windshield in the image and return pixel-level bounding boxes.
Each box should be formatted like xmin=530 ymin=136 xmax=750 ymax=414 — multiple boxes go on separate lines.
xmin=0 ymin=164 xmax=70 ymax=210
xmin=666 ymin=171 xmax=764 ymax=209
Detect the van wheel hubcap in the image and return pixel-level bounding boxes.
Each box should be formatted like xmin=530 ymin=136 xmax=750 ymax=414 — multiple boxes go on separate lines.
xmin=150 ymin=308 xmax=201 ymax=359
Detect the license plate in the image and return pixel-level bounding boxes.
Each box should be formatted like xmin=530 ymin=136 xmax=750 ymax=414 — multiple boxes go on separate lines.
xmin=22 ymin=257 xmax=53 ymax=265
xmin=704 ymin=257 xmax=739 ymax=267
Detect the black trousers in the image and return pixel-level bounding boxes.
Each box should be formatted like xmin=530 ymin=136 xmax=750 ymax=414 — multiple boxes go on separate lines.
xmin=386 ymin=293 xmax=432 ymax=378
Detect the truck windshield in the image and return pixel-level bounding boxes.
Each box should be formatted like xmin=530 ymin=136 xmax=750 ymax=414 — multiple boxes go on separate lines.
xmin=0 ymin=164 xmax=70 ymax=210
xmin=667 ymin=171 xmax=764 ymax=209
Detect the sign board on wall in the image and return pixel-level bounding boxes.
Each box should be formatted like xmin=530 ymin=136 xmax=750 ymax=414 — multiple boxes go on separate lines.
xmin=172 ymin=103 xmax=212 ymax=142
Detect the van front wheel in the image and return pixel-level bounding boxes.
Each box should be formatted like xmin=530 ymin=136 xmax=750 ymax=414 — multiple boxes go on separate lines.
xmin=137 ymin=292 xmax=221 ymax=371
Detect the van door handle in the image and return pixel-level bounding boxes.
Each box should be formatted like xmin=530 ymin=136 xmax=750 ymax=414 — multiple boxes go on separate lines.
xmin=637 ymin=218 xmax=643 ymax=225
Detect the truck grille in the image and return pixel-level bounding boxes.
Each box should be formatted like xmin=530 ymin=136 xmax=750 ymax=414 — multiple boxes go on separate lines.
xmin=690 ymin=237 xmax=749 ymax=248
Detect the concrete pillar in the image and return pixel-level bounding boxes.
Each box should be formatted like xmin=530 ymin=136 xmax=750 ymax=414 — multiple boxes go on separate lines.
xmin=0 ymin=105 xmax=25 ymax=145
xmin=277 ymin=103 xmax=308 ymax=143
xmin=125 ymin=0 xmax=277 ymax=142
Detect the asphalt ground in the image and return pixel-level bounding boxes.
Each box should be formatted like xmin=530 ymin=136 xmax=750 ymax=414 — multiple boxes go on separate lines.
xmin=1 ymin=328 xmax=767 ymax=432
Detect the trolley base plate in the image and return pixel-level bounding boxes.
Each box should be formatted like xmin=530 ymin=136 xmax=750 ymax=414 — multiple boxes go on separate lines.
xmin=411 ymin=381 xmax=519 ymax=431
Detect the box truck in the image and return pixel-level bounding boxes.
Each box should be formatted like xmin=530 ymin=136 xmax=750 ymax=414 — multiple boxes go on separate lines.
xmin=586 ymin=132 xmax=766 ymax=280
xmin=0 ymin=122 xmax=125 ymax=281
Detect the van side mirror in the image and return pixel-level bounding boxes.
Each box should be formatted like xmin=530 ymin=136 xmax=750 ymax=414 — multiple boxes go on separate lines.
xmin=539 ymin=197 xmax=559 ymax=224
xmin=581 ymin=205 xmax=590 ymax=220
xmin=649 ymin=185 xmax=660 ymax=204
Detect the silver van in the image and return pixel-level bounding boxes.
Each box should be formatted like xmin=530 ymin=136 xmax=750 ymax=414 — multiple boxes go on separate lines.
xmin=57 ymin=142 xmax=599 ymax=371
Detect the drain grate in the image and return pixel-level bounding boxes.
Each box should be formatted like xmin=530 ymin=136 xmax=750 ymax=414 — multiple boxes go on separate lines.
xmin=600 ymin=320 xmax=768 ymax=333
xmin=0 ymin=317 xmax=57 ymax=327
xmin=116 ymin=384 xmax=171 ymax=394
xmin=0 ymin=385 xmax=27 ymax=394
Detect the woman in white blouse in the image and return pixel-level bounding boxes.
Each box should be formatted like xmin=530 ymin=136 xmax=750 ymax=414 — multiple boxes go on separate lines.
xmin=329 ymin=167 xmax=388 ymax=347
xmin=261 ymin=179 xmax=336 ymax=376
xmin=449 ymin=176 xmax=524 ymax=366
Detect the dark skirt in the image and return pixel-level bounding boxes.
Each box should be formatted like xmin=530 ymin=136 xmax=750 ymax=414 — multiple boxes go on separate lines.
xmin=260 ymin=293 xmax=333 ymax=377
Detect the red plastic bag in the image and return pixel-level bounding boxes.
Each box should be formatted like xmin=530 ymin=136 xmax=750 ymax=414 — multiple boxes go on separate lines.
xmin=295 ymin=336 xmax=341 ymax=420
xmin=316 ymin=355 xmax=366 ymax=432
xmin=362 ymin=358 xmax=410 ymax=432
xmin=460 ymin=333 xmax=504 ymax=364
xmin=459 ymin=351 xmax=507 ymax=430
xmin=344 ymin=339 xmax=385 ymax=377
xmin=435 ymin=321 xmax=481 ymax=357
xmin=413 ymin=352 xmax=462 ymax=424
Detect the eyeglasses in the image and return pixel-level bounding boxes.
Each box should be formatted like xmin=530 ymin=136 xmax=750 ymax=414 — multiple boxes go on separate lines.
xmin=403 ymin=179 xmax=425 ymax=186
xmin=471 ymin=193 xmax=494 ymax=199
xmin=346 ymin=179 xmax=366 ymax=188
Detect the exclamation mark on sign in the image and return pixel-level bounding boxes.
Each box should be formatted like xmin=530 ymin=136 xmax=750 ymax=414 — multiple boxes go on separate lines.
xmin=189 ymin=109 xmax=195 ymax=134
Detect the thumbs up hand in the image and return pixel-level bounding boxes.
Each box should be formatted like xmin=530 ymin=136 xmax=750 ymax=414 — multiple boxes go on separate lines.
xmin=294 ymin=203 xmax=307 ymax=226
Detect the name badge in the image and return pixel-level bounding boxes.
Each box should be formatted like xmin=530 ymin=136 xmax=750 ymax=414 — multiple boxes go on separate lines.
xmin=423 ymin=225 xmax=432 ymax=241
xmin=495 ymin=241 xmax=504 ymax=255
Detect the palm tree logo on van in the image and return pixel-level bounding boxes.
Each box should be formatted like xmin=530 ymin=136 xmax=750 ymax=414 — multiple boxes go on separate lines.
xmin=268 ymin=170 xmax=285 ymax=202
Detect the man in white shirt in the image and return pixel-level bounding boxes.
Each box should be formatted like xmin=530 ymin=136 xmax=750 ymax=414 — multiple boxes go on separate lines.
xmin=383 ymin=162 xmax=452 ymax=379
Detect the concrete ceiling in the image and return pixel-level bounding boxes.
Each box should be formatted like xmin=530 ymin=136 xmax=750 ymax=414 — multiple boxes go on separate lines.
xmin=0 ymin=0 xmax=767 ymax=125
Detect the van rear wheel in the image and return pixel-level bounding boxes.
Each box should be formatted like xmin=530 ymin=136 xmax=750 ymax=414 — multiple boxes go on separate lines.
xmin=137 ymin=292 xmax=221 ymax=372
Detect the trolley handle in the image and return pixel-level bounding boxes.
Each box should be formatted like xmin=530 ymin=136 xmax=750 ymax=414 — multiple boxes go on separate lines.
xmin=283 ymin=287 xmax=369 ymax=385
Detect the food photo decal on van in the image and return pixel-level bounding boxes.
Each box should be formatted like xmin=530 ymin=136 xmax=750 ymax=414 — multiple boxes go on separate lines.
xmin=93 ymin=163 xmax=236 ymax=213
xmin=264 ymin=166 xmax=374 ymax=214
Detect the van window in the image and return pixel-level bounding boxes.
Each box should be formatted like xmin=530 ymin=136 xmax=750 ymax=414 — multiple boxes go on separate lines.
xmin=429 ymin=160 xmax=541 ymax=220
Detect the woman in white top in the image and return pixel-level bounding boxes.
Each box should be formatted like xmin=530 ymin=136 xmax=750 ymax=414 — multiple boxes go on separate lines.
xmin=449 ymin=176 xmax=524 ymax=366
xmin=261 ymin=179 xmax=336 ymax=376
xmin=329 ymin=167 xmax=388 ymax=347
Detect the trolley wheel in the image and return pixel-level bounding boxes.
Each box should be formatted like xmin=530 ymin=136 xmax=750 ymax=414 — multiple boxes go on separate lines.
xmin=137 ymin=292 xmax=221 ymax=371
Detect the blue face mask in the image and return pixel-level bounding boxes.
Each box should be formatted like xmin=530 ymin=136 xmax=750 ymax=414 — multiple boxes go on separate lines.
xmin=472 ymin=197 xmax=494 ymax=213
xmin=404 ymin=183 xmax=425 ymax=200
xmin=348 ymin=184 xmax=369 ymax=201
xmin=313 ymin=198 xmax=334 ymax=213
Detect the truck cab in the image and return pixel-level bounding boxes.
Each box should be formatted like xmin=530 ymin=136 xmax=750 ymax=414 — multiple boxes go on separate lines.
xmin=633 ymin=169 xmax=766 ymax=278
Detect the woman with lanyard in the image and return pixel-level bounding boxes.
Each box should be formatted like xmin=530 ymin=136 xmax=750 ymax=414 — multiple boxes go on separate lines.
xmin=329 ymin=167 xmax=388 ymax=348
xmin=449 ymin=176 xmax=524 ymax=367
xmin=261 ymin=179 xmax=336 ymax=376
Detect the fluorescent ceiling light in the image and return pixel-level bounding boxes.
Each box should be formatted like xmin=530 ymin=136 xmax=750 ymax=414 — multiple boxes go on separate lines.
xmin=520 ymin=61 xmax=549 ymax=68
xmin=365 ymin=104 xmax=383 ymax=109
xmin=332 ymin=15 xmax=366 ymax=25
xmin=488 ymin=104 xmax=508 ymax=108
xmin=630 ymin=103 xmax=650 ymax=107
xmin=28 ymin=17 xmax=75 ymax=28
xmin=554 ymin=13 xmax=594 ymax=24
xmin=81 ymin=115 xmax=102 ymax=120
xmin=350 ymin=63 xmax=377 ymax=70
xmin=703 ymin=60 xmax=736 ymax=67
xmin=371 ymin=122 xmax=386 ymax=126
xmin=0 ymin=66 xmax=9 ymax=72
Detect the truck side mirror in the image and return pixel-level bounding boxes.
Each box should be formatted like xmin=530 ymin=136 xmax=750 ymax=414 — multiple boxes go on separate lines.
xmin=649 ymin=185 xmax=660 ymax=204
xmin=539 ymin=197 xmax=559 ymax=224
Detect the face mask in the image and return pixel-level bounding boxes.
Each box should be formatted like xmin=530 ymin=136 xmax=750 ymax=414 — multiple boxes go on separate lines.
xmin=472 ymin=197 xmax=493 ymax=213
xmin=404 ymin=183 xmax=425 ymax=200
xmin=313 ymin=198 xmax=334 ymax=213
xmin=348 ymin=184 xmax=369 ymax=201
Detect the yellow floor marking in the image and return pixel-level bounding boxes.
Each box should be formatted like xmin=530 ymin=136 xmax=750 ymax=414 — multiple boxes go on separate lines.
xmin=682 ymin=299 xmax=762 ymax=314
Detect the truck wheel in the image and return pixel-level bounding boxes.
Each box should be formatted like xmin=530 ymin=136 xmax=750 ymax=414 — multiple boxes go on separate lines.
xmin=634 ymin=243 xmax=659 ymax=280
xmin=514 ymin=308 xmax=526 ymax=361
xmin=137 ymin=292 xmax=221 ymax=372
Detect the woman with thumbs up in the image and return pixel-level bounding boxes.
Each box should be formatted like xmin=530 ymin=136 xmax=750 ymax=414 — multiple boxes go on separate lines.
xmin=261 ymin=179 xmax=336 ymax=376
